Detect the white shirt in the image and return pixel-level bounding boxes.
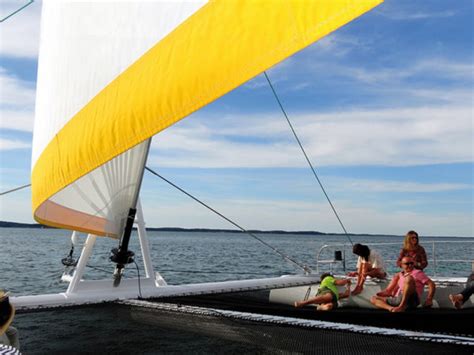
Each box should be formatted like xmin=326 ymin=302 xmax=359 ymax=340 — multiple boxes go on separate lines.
xmin=356 ymin=250 xmax=385 ymax=272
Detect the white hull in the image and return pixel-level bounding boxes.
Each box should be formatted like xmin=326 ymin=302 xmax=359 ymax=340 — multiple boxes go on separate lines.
xmin=12 ymin=274 xmax=320 ymax=310
xmin=12 ymin=274 xmax=473 ymax=310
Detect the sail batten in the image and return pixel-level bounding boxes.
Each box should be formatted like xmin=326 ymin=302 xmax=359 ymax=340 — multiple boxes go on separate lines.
xmin=32 ymin=0 xmax=383 ymax=237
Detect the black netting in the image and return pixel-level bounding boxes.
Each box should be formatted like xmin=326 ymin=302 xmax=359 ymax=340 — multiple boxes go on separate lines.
xmin=15 ymin=300 xmax=473 ymax=354
xmin=158 ymin=290 xmax=474 ymax=337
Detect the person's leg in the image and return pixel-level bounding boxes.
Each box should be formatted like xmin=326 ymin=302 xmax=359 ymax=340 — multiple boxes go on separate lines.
xmin=460 ymin=284 xmax=474 ymax=304
xmin=370 ymin=295 xmax=393 ymax=311
xmin=376 ymin=274 xmax=400 ymax=298
xmin=316 ymin=303 xmax=334 ymax=311
xmin=355 ymin=262 xmax=364 ymax=286
xmin=467 ymin=272 xmax=474 ymax=287
xmin=295 ymin=292 xmax=333 ymax=308
xmin=456 ymin=270 xmax=474 ymax=306
xmin=448 ymin=293 xmax=463 ymax=309
xmin=352 ymin=263 xmax=370 ymax=295
xmin=391 ymin=276 xmax=416 ymax=312
xmin=339 ymin=288 xmax=350 ymax=299
xmin=449 ymin=277 xmax=474 ymax=309
xmin=366 ymin=268 xmax=387 ymax=279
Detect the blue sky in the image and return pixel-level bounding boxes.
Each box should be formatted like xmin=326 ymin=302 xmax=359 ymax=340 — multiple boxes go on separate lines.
xmin=0 ymin=1 xmax=472 ymax=236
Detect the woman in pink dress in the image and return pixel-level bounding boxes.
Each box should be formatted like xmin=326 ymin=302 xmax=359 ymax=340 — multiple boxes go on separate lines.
xmin=396 ymin=230 xmax=428 ymax=270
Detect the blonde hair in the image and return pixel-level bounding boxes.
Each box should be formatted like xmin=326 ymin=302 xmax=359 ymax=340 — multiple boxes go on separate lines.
xmin=403 ymin=230 xmax=419 ymax=251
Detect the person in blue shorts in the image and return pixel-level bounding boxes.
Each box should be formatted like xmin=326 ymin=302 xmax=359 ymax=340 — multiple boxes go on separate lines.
xmin=294 ymin=273 xmax=351 ymax=311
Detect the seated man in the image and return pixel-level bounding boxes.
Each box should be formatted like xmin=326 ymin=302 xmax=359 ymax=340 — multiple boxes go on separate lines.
xmin=370 ymin=256 xmax=435 ymax=312
xmin=449 ymin=272 xmax=474 ymax=309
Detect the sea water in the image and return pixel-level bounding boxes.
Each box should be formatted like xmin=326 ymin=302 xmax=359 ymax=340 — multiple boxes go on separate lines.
xmin=1 ymin=228 xmax=472 ymax=296
xmin=1 ymin=228 xmax=473 ymax=354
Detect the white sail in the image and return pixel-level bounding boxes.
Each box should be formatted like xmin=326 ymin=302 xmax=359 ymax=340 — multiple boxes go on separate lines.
xmin=32 ymin=1 xmax=207 ymax=237
xmin=32 ymin=0 xmax=383 ymax=237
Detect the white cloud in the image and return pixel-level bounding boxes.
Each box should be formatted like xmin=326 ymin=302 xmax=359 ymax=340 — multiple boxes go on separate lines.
xmin=327 ymin=201 xmax=472 ymax=237
xmin=0 ymin=189 xmax=35 ymax=223
xmin=0 ymin=109 xmax=34 ymax=132
xmin=377 ymin=9 xmax=457 ymax=21
xmin=327 ymin=178 xmax=471 ymax=194
xmin=138 ymin=194 xmax=473 ymax=237
xmin=306 ymin=33 xmax=371 ymax=59
xmin=0 ymin=67 xmax=36 ymax=132
xmin=332 ymin=59 xmax=472 ymax=85
xmin=148 ymin=102 xmax=472 ymax=168
xmin=0 ymin=1 xmax=41 ymax=58
xmin=1 ymin=172 xmax=471 ymax=236
xmin=0 ymin=67 xmax=36 ymax=106
xmin=0 ymin=138 xmax=30 ymax=150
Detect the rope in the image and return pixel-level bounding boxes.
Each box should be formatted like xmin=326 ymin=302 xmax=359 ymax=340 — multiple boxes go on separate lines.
xmin=0 ymin=0 xmax=34 ymax=22
xmin=0 ymin=183 xmax=30 ymax=196
xmin=145 ymin=166 xmax=311 ymax=274
xmin=86 ymin=265 xmax=114 ymax=274
xmin=263 ymin=71 xmax=353 ymax=246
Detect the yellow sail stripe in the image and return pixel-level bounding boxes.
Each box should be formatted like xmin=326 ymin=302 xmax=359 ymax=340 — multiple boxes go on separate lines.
xmin=32 ymin=0 xmax=383 ymax=223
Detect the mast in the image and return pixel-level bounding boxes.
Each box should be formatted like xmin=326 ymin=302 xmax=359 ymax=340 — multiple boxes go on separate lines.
xmin=111 ymin=139 xmax=151 ymax=286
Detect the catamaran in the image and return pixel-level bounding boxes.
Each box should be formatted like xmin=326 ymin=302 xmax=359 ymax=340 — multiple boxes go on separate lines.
xmin=3 ymin=0 xmax=473 ymax=352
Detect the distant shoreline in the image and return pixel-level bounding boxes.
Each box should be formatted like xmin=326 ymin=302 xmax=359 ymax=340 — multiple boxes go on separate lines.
xmin=1 ymin=220 xmax=470 ymax=238
xmin=0 ymin=220 xmax=367 ymax=236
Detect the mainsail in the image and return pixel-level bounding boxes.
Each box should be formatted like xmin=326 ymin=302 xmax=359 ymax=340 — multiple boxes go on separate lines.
xmin=32 ymin=0 xmax=383 ymax=238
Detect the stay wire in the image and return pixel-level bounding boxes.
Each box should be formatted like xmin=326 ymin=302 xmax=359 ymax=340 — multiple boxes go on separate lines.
xmin=86 ymin=264 xmax=114 ymax=275
xmin=0 ymin=183 xmax=30 ymax=196
xmin=0 ymin=0 xmax=34 ymax=23
xmin=133 ymin=260 xmax=143 ymax=299
xmin=263 ymin=71 xmax=353 ymax=246
xmin=145 ymin=166 xmax=311 ymax=274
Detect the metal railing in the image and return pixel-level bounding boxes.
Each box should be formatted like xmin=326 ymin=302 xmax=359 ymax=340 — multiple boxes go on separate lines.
xmin=316 ymin=241 xmax=474 ymax=276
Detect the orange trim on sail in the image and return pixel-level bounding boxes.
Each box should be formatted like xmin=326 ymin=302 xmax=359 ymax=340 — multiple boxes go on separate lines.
xmin=35 ymin=200 xmax=117 ymax=238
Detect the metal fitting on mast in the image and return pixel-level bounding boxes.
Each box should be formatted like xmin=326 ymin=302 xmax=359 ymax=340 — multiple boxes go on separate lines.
xmin=110 ymin=208 xmax=137 ymax=287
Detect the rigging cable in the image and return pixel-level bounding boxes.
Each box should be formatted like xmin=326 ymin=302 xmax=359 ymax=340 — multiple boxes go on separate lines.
xmin=0 ymin=0 xmax=34 ymax=23
xmin=0 ymin=183 xmax=31 ymax=196
xmin=133 ymin=260 xmax=144 ymax=299
xmin=145 ymin=166 xmax=311 ymax=274
xmin=263 ymin=71 xmax=353 ymax=246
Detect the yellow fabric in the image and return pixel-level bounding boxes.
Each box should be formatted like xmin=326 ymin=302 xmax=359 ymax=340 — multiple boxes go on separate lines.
xmin=32 ymin=0 xmax=383 ymax=234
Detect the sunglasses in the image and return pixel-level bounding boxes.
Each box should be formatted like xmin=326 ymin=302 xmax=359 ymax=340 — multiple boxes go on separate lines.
xmin=402 ymin=262 xmax=414 ymax=266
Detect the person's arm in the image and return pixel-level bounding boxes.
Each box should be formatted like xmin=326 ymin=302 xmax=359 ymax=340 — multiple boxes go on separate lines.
xmin=417 ymin=246 xmax=428 ymax=270
xmin=377 ymin=274 xmax=399 ymax=297
xmin=423 ymin=279 xmax=436 ymax=307
xmin=335 ymin=278 xmax=351 ymax=286
xmin=347 ymin=257 xmax=361 ymax=277
xmin=361 ymin=261 xmax=371 ymax=274
xmin=396 ymin=249 xmax=404 ymax=268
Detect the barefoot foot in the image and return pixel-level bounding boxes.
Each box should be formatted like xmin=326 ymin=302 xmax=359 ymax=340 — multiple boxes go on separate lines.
xmin=449 ymin=294 xmax=463 ymax=309
xmin=390 ymin=306 xmax=405 ymax=313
